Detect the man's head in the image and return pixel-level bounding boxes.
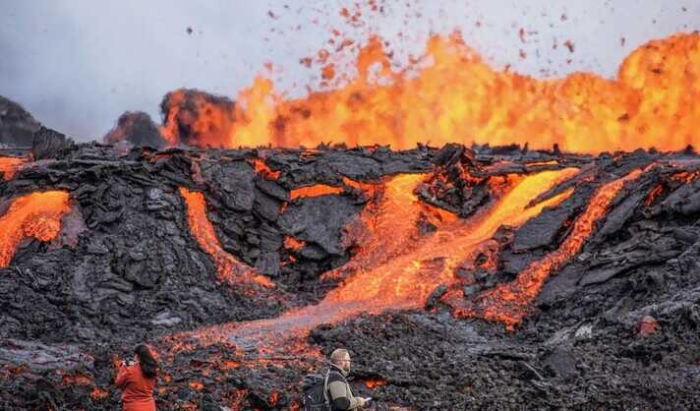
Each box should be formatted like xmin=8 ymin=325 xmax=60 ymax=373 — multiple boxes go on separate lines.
xmin=330 ymin=348 xmax=352 ymax=374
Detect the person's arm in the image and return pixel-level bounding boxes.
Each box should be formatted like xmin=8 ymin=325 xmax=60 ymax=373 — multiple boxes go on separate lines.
xmin=115 ymin=364 xmax=131 ymax=389
xmin=328 ymin=380 xmax=363 ymax=410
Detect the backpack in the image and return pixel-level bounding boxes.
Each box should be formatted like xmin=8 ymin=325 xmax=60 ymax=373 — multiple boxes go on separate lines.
xmin=302 ymin=370 xmax=331 ymax=411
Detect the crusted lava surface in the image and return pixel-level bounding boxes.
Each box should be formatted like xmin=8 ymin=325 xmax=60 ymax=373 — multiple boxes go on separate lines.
xmin=1 ymin=139 xmax=699 ymax=410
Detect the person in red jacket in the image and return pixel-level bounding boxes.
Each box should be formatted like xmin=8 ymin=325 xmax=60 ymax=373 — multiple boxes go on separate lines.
xmin=115 ymin=344 xmax=159 ymax=411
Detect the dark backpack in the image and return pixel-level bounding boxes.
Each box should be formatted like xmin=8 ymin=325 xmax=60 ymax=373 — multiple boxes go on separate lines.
xmin=302 ymin=370 xmax=331 ymax=411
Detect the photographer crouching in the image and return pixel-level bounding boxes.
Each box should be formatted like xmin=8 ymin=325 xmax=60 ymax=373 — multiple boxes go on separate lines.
xmin=115 ymin=344 xmax=159 ymax=411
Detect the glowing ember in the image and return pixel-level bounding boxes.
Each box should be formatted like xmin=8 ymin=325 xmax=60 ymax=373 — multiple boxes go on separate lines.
xmin=90 ymin=387 xmax=108 ymax=400
xmin=63 ymin=372 xmax=92 ymax=386
xmin=0 ymin=191 xmax=71 ymax=268
xmin=284 ymin=236 xmax=306 ymax=251
xmin=364 ymin=378 xmax=388 ymax=389
xmin=468 ymin=169 xmax=644 ymax=329
xmin=161 ymin=32 xmax=700 ymax=153
xmin=0 ymin=157 xmax=26 ymax=181
xmin=179 ymin=187 xmax=274 ymax=287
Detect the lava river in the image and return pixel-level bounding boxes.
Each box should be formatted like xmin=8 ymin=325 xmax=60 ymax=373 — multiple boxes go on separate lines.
xmin=173 ymin=168 xmax=578 ymax=349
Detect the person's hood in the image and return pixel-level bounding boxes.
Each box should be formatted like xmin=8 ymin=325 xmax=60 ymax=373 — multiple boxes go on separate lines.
xmin=330 ymin=363 xmax=348 ymax=378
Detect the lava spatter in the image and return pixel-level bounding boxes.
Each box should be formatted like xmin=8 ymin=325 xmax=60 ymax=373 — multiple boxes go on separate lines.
xmin=161 ymin=33 xmax=700 ymax=153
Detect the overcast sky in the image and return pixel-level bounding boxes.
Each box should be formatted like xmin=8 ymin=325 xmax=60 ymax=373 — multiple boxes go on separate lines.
xmin=0 ymin=0 xmax=698 ymax=142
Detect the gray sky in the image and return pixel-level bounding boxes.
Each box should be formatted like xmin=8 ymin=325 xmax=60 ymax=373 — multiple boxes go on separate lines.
xmin=0 ymin=0 xmax=698 ymax=142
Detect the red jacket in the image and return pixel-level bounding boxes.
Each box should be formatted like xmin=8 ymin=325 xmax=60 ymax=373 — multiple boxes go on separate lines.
xmin=115 ymin=363 xmax=157 ymax=411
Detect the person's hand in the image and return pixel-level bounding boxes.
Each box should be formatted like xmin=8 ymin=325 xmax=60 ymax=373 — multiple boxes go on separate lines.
xmin=359 ymin=397 xmax=372 ymax=407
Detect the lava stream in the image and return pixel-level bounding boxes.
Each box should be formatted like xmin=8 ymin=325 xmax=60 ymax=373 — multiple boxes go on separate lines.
xmin=179 ymin=187 xmax=274 ymax=287
xmin=0 ymin=191 xmax=71 ymax=268
xmin=186 ymin=168 xmax=578 ymax=346
xmin=0 ymin=157 xmax=26 ymax=181
xmin=452 ymin=168 xmax=645 ymax=329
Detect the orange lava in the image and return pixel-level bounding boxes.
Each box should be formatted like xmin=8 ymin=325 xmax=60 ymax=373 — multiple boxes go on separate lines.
xmin=90 ymin=387 xmax=108 ymax=400
xmin=364 ymin=378 xmax=388 ymax=389
xmin=178 ymin=187 xmax=274 ymax=287
xmin=0 ymin=191 xmax=71 ymax=268
xmin=161 ymin=32 xmax=700 ymax=153
xmin=284 ymin=236 xmax=306 ymax=251
xmin=249 ymin=158 xmax=281 ymax=180
xmin=0 ymin=157 xmax=26 ymax=181
xmin=290 ymin=184 xmax=344 ymax=200
xmin=63 ymin=372 xmax=92 ymax=386
xmin=471 ymin=169 xmax=644 ymax=329
xmin=671 ymin=170 xmax=700 ymax=183
xmin=184 ymin=169 xmax=578 ymax=346
xmin=644 ymin=184 xmax=664 ymax=206
xmin=321 ymin=170 xmax=577 ymax=312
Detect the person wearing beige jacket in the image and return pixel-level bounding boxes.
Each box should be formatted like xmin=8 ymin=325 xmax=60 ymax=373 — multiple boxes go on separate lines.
xmin=326 ymin=349 xmax=371 ymax=410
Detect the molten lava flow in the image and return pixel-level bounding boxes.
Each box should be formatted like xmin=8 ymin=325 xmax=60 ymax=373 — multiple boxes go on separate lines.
xmin=161 ymin=32 xmax=700 ymax=152
xmin=0 ymin=191 xmax=71 ymax=268
xmin=0 ymin=157 xmax=26 ymax=181
xmin=320 ymin=170 xmax=577 ymax=312
xmin=184 ymin=169 xmax=577 ymax=347
xmin=469 ymin=169 xmax=644 ymax=329
xmin=249 ymin=158 xmax=281 ymax=180
xmin=178 ymin=187 xmax=274 ymax=287
xmin=290 ymin=184 xmax=345 ymax=200
xmin=364 ymin=378 xmax=388 ymax=389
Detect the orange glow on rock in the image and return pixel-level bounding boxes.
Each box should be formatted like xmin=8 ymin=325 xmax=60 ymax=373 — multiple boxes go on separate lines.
xmin=189 ymin=381 xmax=204 ymax=391
xmin=90 ymin=387 xmax=108 ymax=400
xmin=185 ymin=169 xmax=578 ymax=347
xmin=364 ymin=378 xmax=388 ymax=389
xmin=320 ymin=169 xmax=578 ymax=313
xmin=179 ymin=187 xmax=274 ymax=287
xmin=63 ymin=372 xmax=92 ymax=386
xmin=0 ymin=191 xmax=71 ymax=268
xmin=290 ymin=184 xmax=344 ymax=200
xmin=249 ymin=158 xmax=281 ymax=180
xmin=284 ymin=236 xmax=306 ymax=251
xmin=0 ymin=157 xmax=26 ymax=181
xmin=161 ymin=32 xmax=700 ymax=152
xmin=644 ymin=184 xmax=664 ymax=206
xmin=474 ymin=169 xmax=644 ymax=329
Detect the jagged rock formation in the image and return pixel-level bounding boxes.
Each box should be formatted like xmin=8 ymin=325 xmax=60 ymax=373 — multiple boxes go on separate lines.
xmin=0 ymin=140 xmax=698 ymax=410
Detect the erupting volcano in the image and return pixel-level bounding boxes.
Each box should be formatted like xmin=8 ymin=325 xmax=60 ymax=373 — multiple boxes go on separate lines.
xmin=1 ymin=4 xmax=700 ymax=409
xmin=157 ymin=32 xmax=700 ymax=153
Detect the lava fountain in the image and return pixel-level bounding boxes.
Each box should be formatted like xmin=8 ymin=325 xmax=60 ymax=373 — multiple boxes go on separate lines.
xmin=160 ymin=32 xmax=700 ymax=153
